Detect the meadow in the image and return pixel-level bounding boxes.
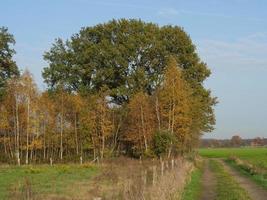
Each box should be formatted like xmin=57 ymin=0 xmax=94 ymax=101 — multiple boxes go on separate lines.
xmin=0 ymin=164 xmax=99 ymax=200
xmin=199 ymin=147 xmax=267 ymax=170
xmin=199 ymin=147 xmax=267 ymax=190
xmin=0 ymin=158 xmax=194 ymax=200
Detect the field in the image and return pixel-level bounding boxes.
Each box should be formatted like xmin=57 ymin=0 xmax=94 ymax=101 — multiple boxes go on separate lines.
xmin=0 ymin=158 xmax=194 ymax=200
xmin=199 ymin=147 xmax=267 ymax=170
xmin=0 ymin=164 xmax=99 ymax=200
xmin=199 ymin=147 xmax=267 ymax=194
xmin=1 ymin=148 xmax=267 ymax=200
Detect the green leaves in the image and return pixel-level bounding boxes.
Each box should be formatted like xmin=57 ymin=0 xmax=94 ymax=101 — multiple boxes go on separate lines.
xmin=153 ymin=130 xmax=176 ymax=157
xmin=0 ymin=27 xmax=19 ymax=99
xmin=43 ymin=19 xmax=211 ymax=104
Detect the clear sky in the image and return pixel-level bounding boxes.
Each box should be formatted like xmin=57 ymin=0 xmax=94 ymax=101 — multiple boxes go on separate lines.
xmin=1 ymin=0 xmax=267 ymax=139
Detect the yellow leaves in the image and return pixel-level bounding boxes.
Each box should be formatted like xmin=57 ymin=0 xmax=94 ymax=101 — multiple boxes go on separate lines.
xmin=0 ymin=106 xmax=9 ymax=130
xmin=125 ymin=91 xmax=156 ymax=151
xmin=80 ymin=93 xmax=113 ymax=141
xmin=29 ymin=139 xmax=43 ymax=150
xmin=159 ymin=56 xmax=193 ymax=144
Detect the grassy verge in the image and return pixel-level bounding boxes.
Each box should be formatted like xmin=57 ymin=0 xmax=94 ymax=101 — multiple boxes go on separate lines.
xmin=226 ymin=159 xmax=267 ymax=190
xmin=181 ymin=167 xmax=203 ymax=200
xmin=0 ymin=164 xmax=99 ymax=199
xmin=209 ymin=160 xmax=251 ymax=200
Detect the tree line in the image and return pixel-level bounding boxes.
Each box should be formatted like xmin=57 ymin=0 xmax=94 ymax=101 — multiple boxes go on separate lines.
xmin=201 ymin=136 xmax=267 ymax=148
xmin=0 ymin=19 xmax=216 ymax=164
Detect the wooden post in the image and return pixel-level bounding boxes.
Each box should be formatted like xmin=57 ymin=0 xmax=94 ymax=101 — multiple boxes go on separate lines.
xmin=171 ymin=159 xmax=174 ymax=170
xmin=161 ymin=161 xmax=164 ymax=176
xmin=80 ymin=156 xmax=83 ymax=165
xmin=50 ymin=157 xmax=53 ymax=166
xmin=166 ymin=161 xmax=169 ymax=170
xmin=152 ymin=166 xmax=156 ymax=185
xmin=143 ymin=170 xmax=147 ymax=186
xmin=18 ymin=158 xmax=20 ymax=166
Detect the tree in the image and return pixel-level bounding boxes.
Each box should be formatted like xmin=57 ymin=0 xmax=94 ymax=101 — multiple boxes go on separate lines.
xmin=80 ymin=89 xmax=113 ymax=160
xmin=20 ymin=70 xmax=38 ymax=164
xmin=38 ymin=91 xmax=56 ymax=160
xmin=159 ymin=57 xmax=193 ymax=155
xmin=70 ymin=94 xmax=84 ymax=156
xmin=123 ymin=91 xmax=156 ymax=156
xmin=0 ymin=27 xmax=19 ymax=98
xmin=0 ymin=21 xmax=217 ymax=164
xmin=52 ymin=86 xmax=71 ymax=160
xmin=5 ymin=78 xmax=22 ymax=164
xmin=43 ymin=20 xmax=215 ymax=125
xmin=252 ymin=137 xmax=264 ymax=146
xmin=231 ymin=135 xmax=242 ymax=147
xmin=0 ymin=104 xmax=10 ymax=158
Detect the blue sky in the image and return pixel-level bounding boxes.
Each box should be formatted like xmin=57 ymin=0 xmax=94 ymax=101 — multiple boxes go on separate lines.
xmin=1 ymin=0 xmax=267 ymax=139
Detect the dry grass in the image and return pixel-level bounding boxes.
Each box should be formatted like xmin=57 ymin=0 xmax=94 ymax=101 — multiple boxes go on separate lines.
xmin=86 ymin=157 xmax=194 ymax=200
xmin=6 ymin=157 xmax=193 ymax=200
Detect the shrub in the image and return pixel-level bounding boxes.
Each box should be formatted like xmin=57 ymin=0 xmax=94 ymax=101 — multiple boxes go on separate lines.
xmin=152 ymin=130 xmax=176 ymax=157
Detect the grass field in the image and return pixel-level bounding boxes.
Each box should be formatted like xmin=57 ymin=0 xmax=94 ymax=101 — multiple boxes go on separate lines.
xmin=0 ymin=164 xmax=99 ymax=199
xmin=199 ymin=147 xmax=267 ymax=170
xmin=199 ymin=147 xmax=267 ymax=190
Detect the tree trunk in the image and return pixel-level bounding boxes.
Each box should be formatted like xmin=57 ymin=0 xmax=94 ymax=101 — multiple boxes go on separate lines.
xmin=92 ymin=136 xmax=96 ymax=160
xmin=171 ymin=103 xmax=175 ymax=134
xmin=8 ymin=132 xmax=13 ymax=158
xmin=26 ymin=98 xmax=30 ymax=165
xmin=15 ymin=95 xmax=20 ymax=165
xmin=3 ymin=131 xmax=7 ymax=155
xmin=75 ymin=113 xmax=79 ymax=155
xmin=43 ymin=121 xmax=46 ymax=160
xmin=140 ymin=105 xmax=148 ymax=151
xmin=168 ymin=101 xmax=172 ymax=131
xmin=155 ymin=96 xmax=161 ymax=130
xmin=101 ymin=135 xmax=105 ymax=159
xmin=60 ymin=94 xmax=63 ymax=160
xmin=112 ymin=121 xmax=121 ymax=153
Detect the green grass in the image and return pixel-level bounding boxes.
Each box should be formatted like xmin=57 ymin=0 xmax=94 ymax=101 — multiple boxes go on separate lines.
xmin=0 ymin=164 xmax=99 ymax=200
xmin=209 ymin=160 xmax=252 ymax=200
xmin=226 ymin=159 xmax=267 ymax=190
xmin=199 ymin=147 xmax=267 ymax=170
xmin=181 ymin=167 xmax=203 ymax=200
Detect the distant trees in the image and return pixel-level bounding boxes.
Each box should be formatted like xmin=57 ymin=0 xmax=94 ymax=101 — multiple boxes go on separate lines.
xmin=0 ymin=20 xmax=217 ymax=164
xmin=201 ymin=137 xmax=267 ymax=148
xmin=231 ymin=135 xmax=242 ymax=147
xmin=251 ymin=137 xmax=264 ymax=146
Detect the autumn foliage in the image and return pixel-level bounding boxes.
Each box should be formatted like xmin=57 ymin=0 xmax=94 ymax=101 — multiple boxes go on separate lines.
xmin=0 ymin=21 xmax=216 ymax=164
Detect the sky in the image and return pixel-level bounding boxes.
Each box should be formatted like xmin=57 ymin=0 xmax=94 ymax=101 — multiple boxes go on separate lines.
xmin=1 ymin=0 xmax=267 ymax=139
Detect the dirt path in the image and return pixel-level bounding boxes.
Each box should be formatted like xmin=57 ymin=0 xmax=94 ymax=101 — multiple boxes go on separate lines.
xmin=219 ymin=160 xmax=267 ymax=200
xmin=199 ymin=160 xmax=216 ymax=200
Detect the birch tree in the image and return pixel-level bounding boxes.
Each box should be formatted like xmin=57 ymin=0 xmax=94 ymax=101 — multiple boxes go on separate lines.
xmin=159 ymin=57 xmax=192 ymax=156
xmin=124 ymin=91 xmax=156 ymax=156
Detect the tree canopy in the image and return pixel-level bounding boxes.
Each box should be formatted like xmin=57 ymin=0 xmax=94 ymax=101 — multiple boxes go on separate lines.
xmin=0 ymin=27 xmax=20 ymax=98
xmin=43 ymin=19 xmax=212 ymax=100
